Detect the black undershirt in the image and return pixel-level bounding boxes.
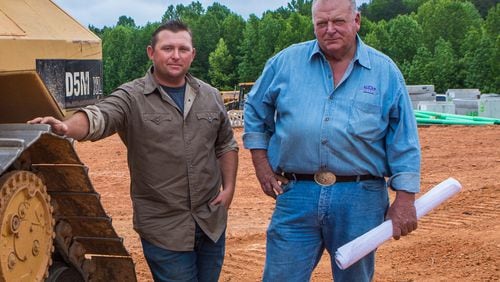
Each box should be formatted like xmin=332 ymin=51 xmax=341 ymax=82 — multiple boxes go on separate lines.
xmin=161 ymin=84 xmax=186 ymax=113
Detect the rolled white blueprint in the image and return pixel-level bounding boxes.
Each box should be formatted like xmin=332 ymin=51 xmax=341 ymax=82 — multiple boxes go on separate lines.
xmin=334 ymin=177 xmax=462 ymax=270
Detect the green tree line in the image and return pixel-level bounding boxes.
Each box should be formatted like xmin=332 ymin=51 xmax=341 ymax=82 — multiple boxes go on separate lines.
xmin=90 ymin=0 xmax=499 ymax=94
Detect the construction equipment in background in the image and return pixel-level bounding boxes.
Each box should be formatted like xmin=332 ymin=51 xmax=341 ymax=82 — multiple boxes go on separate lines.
xmin=220 ymin=90 xmax=239 ymax=105
xmin=0 ymin=0 xmax=137 ymax=281
xmin=224 ymin=82 xmax=254 ymax=111
xmin=224 ymin=82 xmax=254 ymax=127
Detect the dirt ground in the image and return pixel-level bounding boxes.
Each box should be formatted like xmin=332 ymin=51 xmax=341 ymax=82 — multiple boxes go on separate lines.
xmin=75 ymin=125 xmax=500 ymax=281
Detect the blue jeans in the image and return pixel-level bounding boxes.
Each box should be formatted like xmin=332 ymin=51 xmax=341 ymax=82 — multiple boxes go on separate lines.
xmin=141 ymin=225 xmax=225 ymax=282
xmin=263 ymin=179 xmax=389 ymax=282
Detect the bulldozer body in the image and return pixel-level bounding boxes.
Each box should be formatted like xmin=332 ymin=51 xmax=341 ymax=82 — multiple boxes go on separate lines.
xmin=0 ymin=0 xmax=136 ymax=281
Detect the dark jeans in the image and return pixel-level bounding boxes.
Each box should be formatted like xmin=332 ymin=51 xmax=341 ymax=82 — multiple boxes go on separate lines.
xmin=141 ymin=225 xmax=225 ymax=282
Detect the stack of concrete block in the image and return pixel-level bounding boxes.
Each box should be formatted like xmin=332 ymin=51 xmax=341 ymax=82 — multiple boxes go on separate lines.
xmin=446 ymin=89 xmax=480 ymax=100
xmin=447 ymin=89 xmax=481 ymax=116
xmin=479 ymin=94 xmax=500 ymax=118
xmin=452 ymin=99 xmax=479 ymax=116
xmin=407 ymin=85 xmax=436 ymax=110
xmin=418 ymin=101 xmax=456 ymax=114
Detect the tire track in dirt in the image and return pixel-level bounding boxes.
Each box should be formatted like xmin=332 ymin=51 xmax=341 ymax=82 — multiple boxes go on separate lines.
xmin=418 ymin=185 xmax=499 ymax=231
xmin=223 ymin=234 xmax=266 ymax=281
xmin=75 ymin=126 xmax=500 ymax=281
xmin=224 ymin=250 xmax=265 ymax=273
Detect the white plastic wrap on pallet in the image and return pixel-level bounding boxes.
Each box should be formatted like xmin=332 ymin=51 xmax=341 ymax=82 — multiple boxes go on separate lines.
xmin=453 ymin=99 xmax=480 ymax=116
xmin=446 ymin=89 xmax=480 ymax=100
xmin=418 ymin=101 xmax=455 ymax=114
xmin=479 ymin=95 xmax=500 ymax=118
xmin=407 ymin=85 xmax=435 ymax=94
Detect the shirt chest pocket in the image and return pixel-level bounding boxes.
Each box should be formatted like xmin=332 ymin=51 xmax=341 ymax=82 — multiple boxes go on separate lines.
xmin=196 ymin=112 xmax=219 ymax=125
xmin=347 ymin=101 xmax=385 ymax=141
xmin=194 ymin=112 xmax=220 ymax=143
xmin=143 ymin=113 xmax=172 ymax=125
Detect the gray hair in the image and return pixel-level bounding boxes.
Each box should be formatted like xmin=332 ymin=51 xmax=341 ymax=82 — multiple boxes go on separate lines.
xmin=311 ymin=0 xmax=358 ymax=16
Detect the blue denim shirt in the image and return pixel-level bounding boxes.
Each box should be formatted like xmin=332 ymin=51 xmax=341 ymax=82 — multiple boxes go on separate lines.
xmin=243 ymin=37 xmax=421 ymax=193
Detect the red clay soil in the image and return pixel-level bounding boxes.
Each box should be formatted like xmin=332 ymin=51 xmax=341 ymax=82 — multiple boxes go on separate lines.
xmin=75 ymin=125 xmax=500 ymax=282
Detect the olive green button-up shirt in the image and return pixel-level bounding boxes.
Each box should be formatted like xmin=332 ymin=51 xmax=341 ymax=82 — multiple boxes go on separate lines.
xmin=80 ymin=68 xmax=238 ymax=251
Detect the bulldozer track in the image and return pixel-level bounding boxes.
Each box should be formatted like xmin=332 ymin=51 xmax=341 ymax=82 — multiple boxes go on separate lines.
xmin=0 ymin=124 xmax=136 ymax=281
xmin=0 ymin=170 xmax=54 ymax=282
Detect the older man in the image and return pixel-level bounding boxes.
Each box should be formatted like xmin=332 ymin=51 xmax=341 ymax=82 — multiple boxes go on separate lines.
xmin=243 ymin=0 xmax=420 ymax=281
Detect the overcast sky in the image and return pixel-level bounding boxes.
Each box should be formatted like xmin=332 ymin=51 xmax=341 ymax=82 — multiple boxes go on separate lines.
xmin=53 ymin=0 xmax=369 ymax=28
xmin=53 ymin=0 xmax=297 ymax=28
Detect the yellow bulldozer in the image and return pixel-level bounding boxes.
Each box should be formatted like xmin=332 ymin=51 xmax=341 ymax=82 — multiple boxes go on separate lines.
xmin=0 ymin=0 xmax=136 ymax=281
xmin=222 ymin=82 xmax=254 ymax=127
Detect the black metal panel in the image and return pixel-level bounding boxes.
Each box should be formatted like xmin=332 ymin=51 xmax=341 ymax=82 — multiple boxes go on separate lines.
xmin=36 ymin=59 xmax=103 ymax=109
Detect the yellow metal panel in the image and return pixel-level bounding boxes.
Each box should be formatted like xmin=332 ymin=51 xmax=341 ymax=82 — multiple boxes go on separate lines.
xmin=0 ymin=9 xmax=25 ymax=36
xmin=0 ymin=39 xmax=101 ymax=71
xmin=239 ymin=82 xmax=255 ymax=87
xmin=0 ymin=0 xmax=102 ymax=72
xmin=0 ymin=0 xmax=99 ymax=41
xmin=0 ymin=71 xmax=64 ymax=123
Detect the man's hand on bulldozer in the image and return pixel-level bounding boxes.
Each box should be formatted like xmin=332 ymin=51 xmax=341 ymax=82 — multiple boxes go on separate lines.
xmin=28 ymin=112 xmax=89 ymax=140
xmin=28 ymin=116 xmax=68 ymax=136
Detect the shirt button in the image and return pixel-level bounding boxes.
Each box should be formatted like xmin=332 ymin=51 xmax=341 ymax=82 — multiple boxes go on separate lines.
xmin=325 ymin=117 xmax=330 ymax=121
xmin=321 ymin=139 xmax=327 ymax=144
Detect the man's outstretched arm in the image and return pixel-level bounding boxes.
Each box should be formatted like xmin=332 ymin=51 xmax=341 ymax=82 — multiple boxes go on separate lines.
xmin=28 ymin=112 xmax=89 ymax=141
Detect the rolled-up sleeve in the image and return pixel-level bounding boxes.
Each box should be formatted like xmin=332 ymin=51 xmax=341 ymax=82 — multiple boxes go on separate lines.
xmin=243 ymin=59 xmax=277 ymax=150
xmin=78 ymin=106 xmax=106 ymax=141
xmin=386 ymin=83 xmax=421 ymax=193
xmin=78 ymin=91 xmax=130 ymax=142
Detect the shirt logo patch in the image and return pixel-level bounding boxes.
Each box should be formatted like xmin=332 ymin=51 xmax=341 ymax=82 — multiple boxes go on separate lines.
xmin=363 ymin=85 xmax=377 ymax=95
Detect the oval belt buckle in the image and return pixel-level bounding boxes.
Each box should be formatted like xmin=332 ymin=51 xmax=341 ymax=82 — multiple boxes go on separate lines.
xmin=314 ymin=171 xmax=336 ymax=186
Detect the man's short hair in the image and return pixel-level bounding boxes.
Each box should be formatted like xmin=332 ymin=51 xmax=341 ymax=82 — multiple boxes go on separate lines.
xmin=150 ymin=19 xmax=193 ymax=48
xmin=311 ymin=0 xmax=358 ymax=15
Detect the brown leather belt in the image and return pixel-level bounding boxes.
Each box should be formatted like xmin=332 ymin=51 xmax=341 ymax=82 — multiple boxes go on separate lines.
xmin=284 ymin=172 xmax=382 ymax=186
